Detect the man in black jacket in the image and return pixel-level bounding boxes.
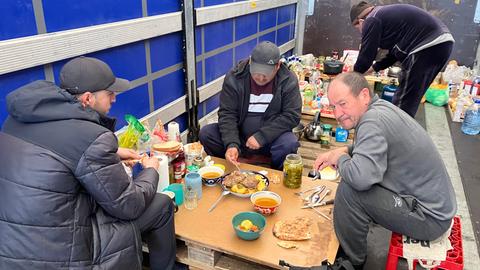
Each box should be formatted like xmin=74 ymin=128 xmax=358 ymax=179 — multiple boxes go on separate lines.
xmin=350 ymin=2 xmax=454 ymax=117
xmin=0 ymin=57 xmax=176 ymax=270
xmin=199 ymin=42 xmax=302 ymax=169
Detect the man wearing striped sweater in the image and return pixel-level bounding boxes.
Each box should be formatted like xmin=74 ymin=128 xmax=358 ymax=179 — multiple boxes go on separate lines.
xmin=200 ymin=42 xmax=302 ymax=169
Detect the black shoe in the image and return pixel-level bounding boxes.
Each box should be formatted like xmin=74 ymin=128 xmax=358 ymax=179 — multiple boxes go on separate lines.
xmin=332 ymin=257 xmax=364 ymax=270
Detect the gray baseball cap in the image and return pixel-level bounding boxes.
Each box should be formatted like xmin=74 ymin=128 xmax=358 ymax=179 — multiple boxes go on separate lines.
xmin=249 ymin=41 xmax=281 ymax=76
xmin=60 ymin=56 xmax=130 ymax=95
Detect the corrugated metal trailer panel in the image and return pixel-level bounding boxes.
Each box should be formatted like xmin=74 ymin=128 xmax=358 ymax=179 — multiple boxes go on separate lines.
xmin=0 ymin=0 xmax=304 ymax=134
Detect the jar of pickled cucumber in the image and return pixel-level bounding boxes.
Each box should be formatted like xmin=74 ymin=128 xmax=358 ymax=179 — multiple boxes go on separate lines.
xmin=283 ymin=154 xmax=303 ymax=189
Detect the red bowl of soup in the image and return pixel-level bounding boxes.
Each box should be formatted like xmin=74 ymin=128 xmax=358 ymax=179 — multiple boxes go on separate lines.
xmin=250 ymin=191 xmax=281 ymax=215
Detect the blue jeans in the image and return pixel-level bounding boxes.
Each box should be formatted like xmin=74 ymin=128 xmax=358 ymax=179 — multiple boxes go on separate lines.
xmin=199 ymin=123 xmax=300 ymax=169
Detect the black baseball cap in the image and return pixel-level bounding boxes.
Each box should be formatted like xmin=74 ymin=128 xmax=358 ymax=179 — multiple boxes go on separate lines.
xmin=249 ymin=41 xmax=281 ymax=76
xmin=60 ymin=56 xmax=130 ymax=95
xmin=350 ymin=1 xmax=373 ymax=23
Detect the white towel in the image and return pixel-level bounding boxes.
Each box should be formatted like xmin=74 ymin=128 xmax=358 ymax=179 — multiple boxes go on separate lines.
xmin=402 ymin=220 xmax=454 ymax=269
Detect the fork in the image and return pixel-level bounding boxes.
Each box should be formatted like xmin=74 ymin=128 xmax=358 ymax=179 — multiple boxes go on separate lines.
xmin=294 ymin=185 xmax=324 ymax=197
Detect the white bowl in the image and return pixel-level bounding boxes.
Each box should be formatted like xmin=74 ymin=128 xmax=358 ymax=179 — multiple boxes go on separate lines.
xmin=198 ymin=166 xmax=224 ymax=186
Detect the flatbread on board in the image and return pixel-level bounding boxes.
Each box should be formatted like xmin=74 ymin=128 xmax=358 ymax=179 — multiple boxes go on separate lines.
xmin=273 ymin=217 xmax=313 ymax=241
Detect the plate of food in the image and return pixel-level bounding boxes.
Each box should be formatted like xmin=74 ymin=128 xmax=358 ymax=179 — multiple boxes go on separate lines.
xmin=221 ymin=170 xmax=269 ymax=198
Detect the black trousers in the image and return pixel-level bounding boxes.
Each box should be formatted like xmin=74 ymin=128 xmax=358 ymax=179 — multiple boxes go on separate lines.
xmin=394 ymin=41 xmax=453 ymax=117
xmin=333 ymin=182 xmax=453 ymax=265
xmin=134 ymin=194 xmax=176 ymax=270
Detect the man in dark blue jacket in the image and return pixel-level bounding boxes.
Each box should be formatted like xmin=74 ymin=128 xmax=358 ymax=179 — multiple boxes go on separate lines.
xmin=351 ymin=2 xmax=454 ymax=117
xmin=199 ymin=42 xmax=302 ymax=169
xmin=0 ymin=57 xmax=176 ymax=270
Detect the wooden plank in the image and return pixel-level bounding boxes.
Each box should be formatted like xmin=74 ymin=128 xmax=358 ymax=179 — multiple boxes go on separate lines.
xmin=364 ymin=75 xmax=398 ymax=85
xmin=176 ymin=242 xmax=273 ymax=270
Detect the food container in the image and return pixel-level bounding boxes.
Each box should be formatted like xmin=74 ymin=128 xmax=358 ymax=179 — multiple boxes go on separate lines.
xmin=220 ymin=171 xmax=269 ymax=198
xmin=320 ymin=124 xmax=332 ymax=146
xmin=184 ymin=142 xmax=204 ymax=166
xmin=250 ymin=191 xmax=282 ymax=215
xmin=198 ymin=166 xmax=224 ymax=186
xmin=323 ymin=60 xmax=345 ymax=75
xmin=232 ymin=212 xmax=266 ymax=241
xmin=283 ymin=154 xmax=303 ymax=188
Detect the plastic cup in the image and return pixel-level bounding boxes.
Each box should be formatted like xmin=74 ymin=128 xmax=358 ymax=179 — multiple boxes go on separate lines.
xmin=164 ymin=183 xmax=184 ymax=205
xmin=184 ymin=189 xmax=198 ymax=210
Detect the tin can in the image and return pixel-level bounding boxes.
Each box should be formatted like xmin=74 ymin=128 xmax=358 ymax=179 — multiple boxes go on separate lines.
xmin=283 ymin=154 xmax=303 ymax=189
xmin=320 ymin=124 xmax=332 ymax=146
xmin=193 ymin=156 xmax=204 ymax=168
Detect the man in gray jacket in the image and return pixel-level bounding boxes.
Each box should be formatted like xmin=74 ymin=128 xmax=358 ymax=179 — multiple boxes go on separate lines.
xmin=314 ymin=72 xmax=456 ymax=268
xmin=0 ymin=57 xmax=176 ymax=269
xmin=199 ymin=42 xmax=302 ymax=169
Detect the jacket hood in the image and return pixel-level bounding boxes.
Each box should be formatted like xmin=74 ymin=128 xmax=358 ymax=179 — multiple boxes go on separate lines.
xmin=6 ymin=80 xmax=115 ymax=130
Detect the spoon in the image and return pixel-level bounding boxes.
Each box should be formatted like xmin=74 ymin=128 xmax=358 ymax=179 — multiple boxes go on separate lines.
xmin=294 ymin=185 xmax=323 ymax=197
xmin=303 ymin=186 xmax=326 ymax=202
xmin=208 ymin=190 xmax=230 ymax=212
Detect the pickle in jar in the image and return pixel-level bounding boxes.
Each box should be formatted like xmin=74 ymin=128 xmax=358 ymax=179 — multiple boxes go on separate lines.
xmin=283 ymin=154 xmax=303 ymax=189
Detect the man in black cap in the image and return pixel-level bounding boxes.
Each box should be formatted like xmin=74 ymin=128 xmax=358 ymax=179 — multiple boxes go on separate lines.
xmin=199 ymin=41 xmax=302 ymax=169
xmin=0 ymin=56 xmax=176 ymax=270
xmin=350 ymin=1 xmax=454 ymax=117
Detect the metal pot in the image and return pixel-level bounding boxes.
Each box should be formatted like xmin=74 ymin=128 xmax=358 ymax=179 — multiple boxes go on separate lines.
xmin=323 ymin=60 xmax=344 ymax=75
xmin=387 ymin=66 xmax=402 ymax=78
xmin=304 ymin=111 xmax=323 ymax=141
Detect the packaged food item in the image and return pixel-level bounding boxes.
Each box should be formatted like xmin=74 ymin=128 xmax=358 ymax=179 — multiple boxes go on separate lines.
xmin=335 ymin=126 xmax=349 ymax=142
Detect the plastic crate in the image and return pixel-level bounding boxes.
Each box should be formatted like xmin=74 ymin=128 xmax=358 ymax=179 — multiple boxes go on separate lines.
xmin=385 ymin=216 xmax=463 ymax=270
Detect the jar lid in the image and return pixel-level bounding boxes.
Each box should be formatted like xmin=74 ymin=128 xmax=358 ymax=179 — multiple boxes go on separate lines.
xmin=285 ymin=153 xmax=302 ymax=163
xmin=187 ymin=165 xmax=199 ymax=172
xmin=322 ymin=124 xmax=332 ymax=130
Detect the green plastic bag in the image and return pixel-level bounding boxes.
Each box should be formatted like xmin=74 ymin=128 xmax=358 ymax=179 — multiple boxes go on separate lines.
xmin=425 ymin=87 xmax=449 ymax=106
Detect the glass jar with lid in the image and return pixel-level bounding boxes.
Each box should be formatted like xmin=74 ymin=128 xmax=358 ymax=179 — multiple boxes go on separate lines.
xmin=283 ymin=154 xmax=303 ymax=189
xmin=320 ymin=124 xmax=332 ymax=146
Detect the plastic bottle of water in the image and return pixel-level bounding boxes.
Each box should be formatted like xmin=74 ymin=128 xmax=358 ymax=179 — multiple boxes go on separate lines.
xmin=461 ymin=98 xmax=480 ymax=135
xmin=136 ymin=132 xmax=151 ymax=155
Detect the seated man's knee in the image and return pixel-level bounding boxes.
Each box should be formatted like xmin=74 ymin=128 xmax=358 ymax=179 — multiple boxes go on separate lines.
xmin=199 ymin=123 xmax=219 ymax=144
xmin=273 ymin=132 xmax=300 ymax=153
xmin=152 ymin=194 xmax=175 ymax=215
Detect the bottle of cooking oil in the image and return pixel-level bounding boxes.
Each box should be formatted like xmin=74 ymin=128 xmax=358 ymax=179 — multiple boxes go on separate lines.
xmin=283 ymin=154 xmax=303 ymax=189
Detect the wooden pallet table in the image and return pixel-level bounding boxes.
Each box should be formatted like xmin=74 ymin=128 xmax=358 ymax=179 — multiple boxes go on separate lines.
xmin=173 ymin=158 xmax=339 ymax=269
